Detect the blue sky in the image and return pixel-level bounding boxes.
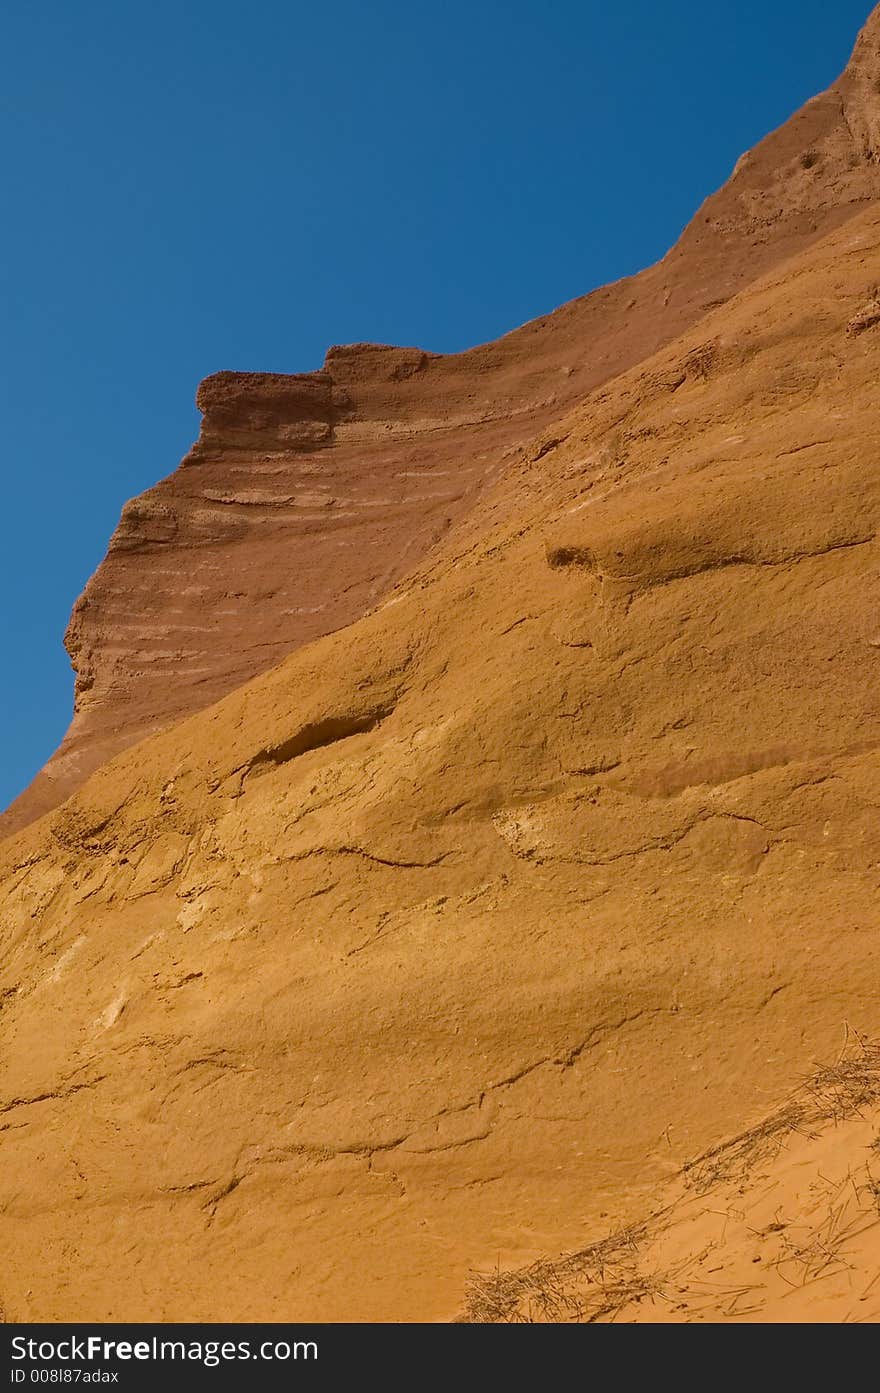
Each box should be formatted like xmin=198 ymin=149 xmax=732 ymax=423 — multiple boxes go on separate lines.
xmin=1 ymin=0 xmax=874 ymax=813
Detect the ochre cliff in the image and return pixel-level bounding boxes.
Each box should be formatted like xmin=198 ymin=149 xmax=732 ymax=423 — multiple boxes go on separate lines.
xmin=3 ymin=5 xmax=880 ymax=836
xmin=1 ymin=7 xmax=880 ymax=1326
xmin=2 ymin=193 xmax=880 ymax=1320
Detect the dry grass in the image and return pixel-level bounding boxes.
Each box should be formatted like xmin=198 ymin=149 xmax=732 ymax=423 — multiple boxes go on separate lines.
xmin=465 ymin=1222 xmax=660 ymax=1323
xmin=683 ymin=1035 xmax=880 ymax=1195
xmin=681 ymin=1099 xmax=811 ymax=1194
xmin=464 ymin=1035 xmax=880 ymax=1322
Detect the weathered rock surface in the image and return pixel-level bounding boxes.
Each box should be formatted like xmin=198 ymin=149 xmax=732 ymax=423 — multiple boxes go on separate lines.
xmin=2 ymin=191 xmax=880 ymax=1320
xmin=3 ymin=6 xmax=880 ymax=835
xmin=0 ymin=6 xmax=879 ymax=1327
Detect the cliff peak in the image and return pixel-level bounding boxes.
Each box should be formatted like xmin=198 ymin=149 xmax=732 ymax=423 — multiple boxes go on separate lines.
xmin=3 ymin=7 xmax=879 ymax=837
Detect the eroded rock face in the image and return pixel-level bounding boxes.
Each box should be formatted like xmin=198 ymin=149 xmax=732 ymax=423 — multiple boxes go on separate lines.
xmin=3 ymin=8 xmax=880 ymax=838
xmin=1 ymin=199 xmax=880 ymax=1320
xmin=1 ymin=7 xmax=880 ymax=1325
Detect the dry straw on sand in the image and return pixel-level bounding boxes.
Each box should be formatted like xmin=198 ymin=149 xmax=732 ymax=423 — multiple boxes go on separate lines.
xmin=466 ymin=1035 xmax=880 ymax=1322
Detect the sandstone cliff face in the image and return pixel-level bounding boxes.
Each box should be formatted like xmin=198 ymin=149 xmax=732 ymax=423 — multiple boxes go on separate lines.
xmin=1 ymin=194 xmax=879 ymax=1321
xmin=2 ymin=6 xmax=880 ymax=836
xmin=0 ymin=8 xmax=879 ymax=1327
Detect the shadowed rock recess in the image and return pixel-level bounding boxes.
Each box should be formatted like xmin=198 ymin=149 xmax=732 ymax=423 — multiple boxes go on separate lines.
xmin=1 ymin=7 xmax=880 ymax=1324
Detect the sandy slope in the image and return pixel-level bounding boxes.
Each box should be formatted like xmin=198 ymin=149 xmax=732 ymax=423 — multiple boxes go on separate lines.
xmin=1 ymin=194 xmax=879 ymax=1320
xmin=466 ymin=1039 xmax=880 ymax=1323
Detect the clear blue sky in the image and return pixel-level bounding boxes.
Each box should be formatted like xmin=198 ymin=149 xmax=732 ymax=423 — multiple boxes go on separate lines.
xmin=1 ymin=0 xmax=874 ymax=813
